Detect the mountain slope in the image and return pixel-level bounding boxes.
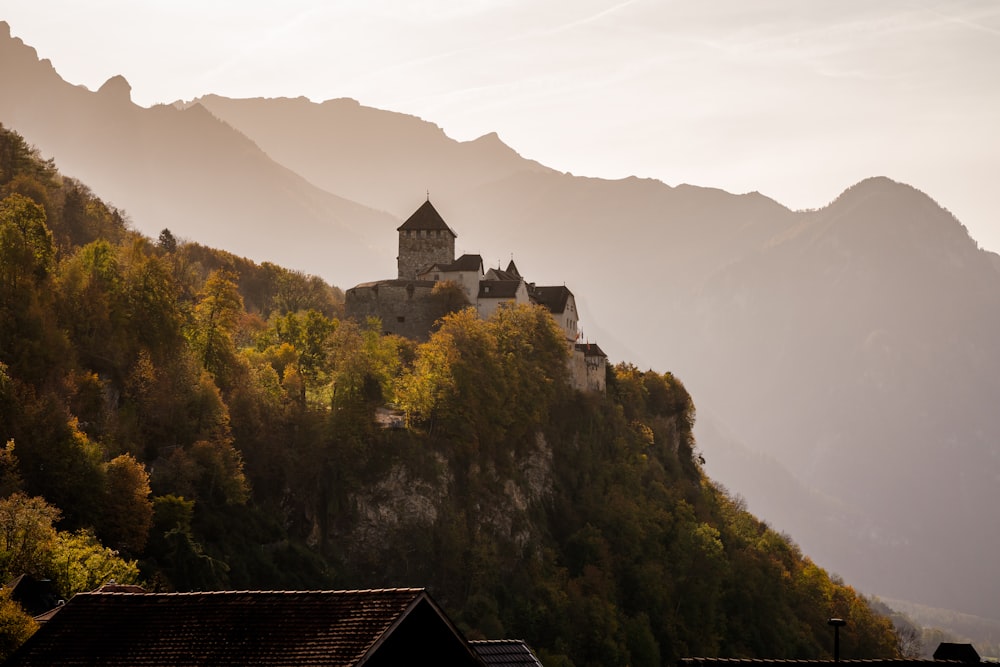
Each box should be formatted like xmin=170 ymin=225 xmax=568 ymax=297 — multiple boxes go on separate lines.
xmin=4 ymin=22 xmax=1000 ymax=620
xmin=0 ymin=21 xmax=392 ymax=287
xmin=200 ymin=94 xmax=1000 ymax=618
xmin=186 ymin=94 xmax=555 ymax=219
xmin=688 ymin=178 xmax=1000 ymax=612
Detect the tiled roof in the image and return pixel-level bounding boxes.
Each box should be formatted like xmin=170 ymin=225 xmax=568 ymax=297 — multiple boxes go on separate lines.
xmin=470 ymin=639 xmax=543 ymax=666
xmin=427 ymin=254 xmax=484 ymax=274
xmin=531 ymin=285 xmax=573 ymax=314
xmin=396 ymin=200 xmax=457 ymax=236
xmin=5 ymin=588 xmax=479 ymax=667
xmin=478 ymin=280 xmax=523 ymax=299
xmin=575 ymin=342 xmax=607 ymax=358
xmin=486 ymin=268 xmax=518 ymax=281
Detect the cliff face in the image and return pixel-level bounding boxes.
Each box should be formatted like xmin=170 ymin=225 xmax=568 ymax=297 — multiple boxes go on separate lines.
xmin=344 ymin=432 xmax=554 ymax=560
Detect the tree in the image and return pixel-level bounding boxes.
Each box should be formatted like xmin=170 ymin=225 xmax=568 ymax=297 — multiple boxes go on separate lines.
xmin=0 ymin=493 xmax=59 ymax=581
xmin=0 ymin=440 xmax=22 ymax=497
xmin=0 ymin=588 xmax=36 ymax=662
xmin=100 ymin=454 xmax=154 ymax=555
xmin=0 ymin=193 xmax=64 ymax=383
xmin=0 ymin=194 xmax=53 ymax=292
xmin=429 ymin=279 xmax=471 ymax=320
xmin=190 ymin=269 xmax=244 ymax=386
xmin=9 ymin=390 xmax=105 ymax=529
xmin=488 ymin=302 xmax=570 ymax=429
xmin=329 ymin=318 xmax=404 ymax=410
xmin=153 ymin=441 xmax=249 ymax=508
xmin=120 ymin=239 xmax=182 ymax=356
xmin=262 ymin=309 xmax=336 ymax=395
xmin=157 ymin=228 xmax=177 ymax=253
xmin=47 ymin=530 xmax=141 ymax=598
xmin=146 ymin=495 xmax=230 ymax=591
xmin=0 ymin=127 xmax=56 ymax=194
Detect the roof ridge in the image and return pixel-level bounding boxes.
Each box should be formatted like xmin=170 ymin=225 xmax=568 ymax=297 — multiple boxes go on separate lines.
xmin=78 ymin=587 xmax=427 ymax=596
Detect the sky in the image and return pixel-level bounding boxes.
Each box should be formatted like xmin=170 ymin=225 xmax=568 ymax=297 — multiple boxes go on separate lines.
xmin=5 ymin=0 xmax=1000 ymax=252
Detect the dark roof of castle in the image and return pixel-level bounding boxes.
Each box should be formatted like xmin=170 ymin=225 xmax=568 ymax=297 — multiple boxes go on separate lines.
xmin=425 ymin=254 xmax=484 ymax=274
xmin=470 ymin=639 xmax=543 ymax=666
xmin=575 ymin=342 xmax=607 ymax=358
xmin=531 ymin=285 xmax=574 ymax=314
xmin=487 ymin=267 xmax=520 ymax=281
xmin=5 ymin=588 xmax=483 ymax=667
xmin=397 ymin=200 xmax=457 ymax=237
xmin=347 ymin=279 xmax=437 ymax=292
xmin=479 ymin=280 xmax=523 ymax=299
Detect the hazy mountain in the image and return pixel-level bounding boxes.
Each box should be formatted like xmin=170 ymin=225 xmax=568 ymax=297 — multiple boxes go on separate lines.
xmin=0 ymin=21 xmax=391 ymax=288
xmin=185 ymin=94 xmax=556 ymax=220
xmin=683 ymin=178 xmax=1000 ymax=614
xmin=190 ymin=96 xmax=1000 ymax=620
xmin=4 ymin=21 xmax=1000 ymax=621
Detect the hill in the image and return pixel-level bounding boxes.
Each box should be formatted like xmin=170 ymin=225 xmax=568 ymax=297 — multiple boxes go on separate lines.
xmin=2 ymin=20 xmax=1000 ymax=620
xmin=0 ymin=123 xmax=901 ymax=664
xmin=197 ymin=93 xmax=1000 ymax=617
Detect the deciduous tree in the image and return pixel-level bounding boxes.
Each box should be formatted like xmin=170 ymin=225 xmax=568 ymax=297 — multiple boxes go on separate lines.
xmin=100 ymin=454 xmax=154 ymax=554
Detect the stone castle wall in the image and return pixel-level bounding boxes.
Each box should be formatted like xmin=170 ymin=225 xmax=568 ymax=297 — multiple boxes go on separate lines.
xmin=397 ymin=230 xmax=454 ymax=279
xmin=570 ymin=348 xmax=607 ymax=393
xmin=345 ymin=280 xmax=441 ymax=341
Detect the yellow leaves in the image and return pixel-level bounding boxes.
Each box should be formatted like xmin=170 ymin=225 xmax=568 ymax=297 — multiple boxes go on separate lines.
xmin=102 ymin=454 xmax=153 ymax=554
xmin=0 ymin=193 xmax=53 ymax=291
xmin=396 ymin=329 xmax=459 ymax=424
xmin=630 ymin=420 xmax=655 ymax=448
xmin=0 ymin=587 xmax=37 ymax=661
xmin=49 ymin=529 xmax=141 ymax=598
xmin=692 ymin=522 xmax=725 ymax=561
xmin=395 ymin=303 xmax=574 ymax=447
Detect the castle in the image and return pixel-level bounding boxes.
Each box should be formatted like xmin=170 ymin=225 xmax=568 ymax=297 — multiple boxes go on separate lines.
xmin=345 ymin=199 xmax=607 ymax=393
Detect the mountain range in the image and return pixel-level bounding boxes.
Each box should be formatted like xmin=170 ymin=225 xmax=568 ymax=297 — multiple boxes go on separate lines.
xmin=2 ymin=20 xmax=999 ymax=621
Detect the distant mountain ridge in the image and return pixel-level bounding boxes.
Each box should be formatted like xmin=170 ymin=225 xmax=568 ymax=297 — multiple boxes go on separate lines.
xmin=181 ymin=94 xmax=556 ymax=220
xmin=0 ymin=21 xmax=391 ymax=288
xmin=3 ymin=20 xmax=1000 ymax=621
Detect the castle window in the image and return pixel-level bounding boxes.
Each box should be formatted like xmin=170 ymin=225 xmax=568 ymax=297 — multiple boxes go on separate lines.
xmin=397 ymin=316 xmax=405 ymax=323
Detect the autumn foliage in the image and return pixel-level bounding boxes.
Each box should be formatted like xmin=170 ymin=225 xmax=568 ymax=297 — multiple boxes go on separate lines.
xmin=0 ymin=124 xmax=901 ymax=664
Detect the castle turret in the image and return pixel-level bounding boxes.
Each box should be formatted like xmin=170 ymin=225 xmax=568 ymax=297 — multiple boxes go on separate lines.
xmin=397 ymin=200 xmax=457 ymax=280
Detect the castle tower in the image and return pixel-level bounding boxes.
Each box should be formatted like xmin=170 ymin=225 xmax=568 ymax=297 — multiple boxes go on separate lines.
xmin=397 ymin=200 xmax=457 ymax=280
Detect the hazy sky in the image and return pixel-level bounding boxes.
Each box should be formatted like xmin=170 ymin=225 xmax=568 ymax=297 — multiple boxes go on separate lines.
xmin=5 ymin=1 xmax=1000 ymax=252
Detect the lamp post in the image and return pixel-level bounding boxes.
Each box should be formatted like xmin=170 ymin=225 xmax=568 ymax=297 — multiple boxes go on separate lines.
xmin=828 ymin=618 xmax=847 ymax=661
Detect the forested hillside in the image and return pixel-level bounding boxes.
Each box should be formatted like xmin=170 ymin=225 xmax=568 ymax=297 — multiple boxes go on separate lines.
xmin=0 ymin=124 xmax=899 ymax=665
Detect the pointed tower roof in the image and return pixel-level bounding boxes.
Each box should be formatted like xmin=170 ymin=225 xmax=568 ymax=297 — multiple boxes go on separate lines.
xmin=397 ymin=200 xmax=457 ymax=237
xmin=505 ymin=259 xmax=521 ymax=278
